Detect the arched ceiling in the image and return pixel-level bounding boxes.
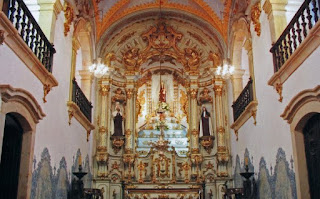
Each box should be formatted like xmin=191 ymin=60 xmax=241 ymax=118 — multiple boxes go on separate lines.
xmin=92 ymin=0 xmax=232 ymax=41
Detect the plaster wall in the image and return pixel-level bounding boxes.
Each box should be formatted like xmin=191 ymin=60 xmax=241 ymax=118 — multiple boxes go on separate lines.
xmin=229 ymin=6 xmax=319 ymax=198
xmin=0 ymin=7 xmax=93 ymax=198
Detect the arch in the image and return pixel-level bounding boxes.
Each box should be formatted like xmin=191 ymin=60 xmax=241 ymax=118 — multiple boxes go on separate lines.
xmin=281 ymin=85 xmax=320 ymax=199
xmin=0 ymin=85 xmax=45 ymax=199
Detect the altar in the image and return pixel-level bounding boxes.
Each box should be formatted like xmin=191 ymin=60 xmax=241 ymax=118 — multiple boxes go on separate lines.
xmin=94 ymin=20 xmax=232 ymax=199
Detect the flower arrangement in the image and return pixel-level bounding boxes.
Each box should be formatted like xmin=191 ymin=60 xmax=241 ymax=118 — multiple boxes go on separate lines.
xmin=156 ymin=102 xmax=170 ymax=113
xmin=155 ymin=120 xmax=169 ymax=131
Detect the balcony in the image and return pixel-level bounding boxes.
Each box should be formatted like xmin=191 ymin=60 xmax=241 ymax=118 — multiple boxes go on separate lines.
xmin=269 ymin=0 xmax=320 ymax=102
xmin=0 ymin=0 xmax=58 ymax=102
xmin=231 ymin=79 xmax=258 ymax=140
xmin=67 ymin=79 xmax=94 ymax=141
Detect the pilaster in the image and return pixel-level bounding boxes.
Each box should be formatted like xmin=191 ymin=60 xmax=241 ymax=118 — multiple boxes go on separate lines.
xmin=37 ymin=0 xmax=63 ymax=42
xmin=263 ymin=0 xmax=288 ymax=43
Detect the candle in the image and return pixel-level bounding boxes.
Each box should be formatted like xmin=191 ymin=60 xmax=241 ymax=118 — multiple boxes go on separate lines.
xmin=245 ymin=157 xmax=248 ymax=166
xmin=78 ymin=153 xmax=82 ymax=166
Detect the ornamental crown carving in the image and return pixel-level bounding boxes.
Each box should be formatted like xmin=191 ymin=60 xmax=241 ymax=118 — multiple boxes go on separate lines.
xmin=112 ymin=88 xmax=126 ymax=103
xmin=122 ymin=21 xmax=201 ymax=73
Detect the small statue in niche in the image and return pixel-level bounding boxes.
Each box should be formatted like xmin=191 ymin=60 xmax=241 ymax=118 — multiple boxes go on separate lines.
xmin=199 ymin=106 xmax=213 ymax=137
xmin=199 ymin=87 xmax=213 ymax=104
xmin=159 ymin=81 xmax=166 ymax=102
xmin=112 ymin=102 xmax=124 ymax=136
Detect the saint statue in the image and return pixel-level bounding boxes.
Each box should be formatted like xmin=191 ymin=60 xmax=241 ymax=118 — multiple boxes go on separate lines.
xmin=199 ymin=106 xmax=213 ymax=137
xmin=112 ymin=103 xmax=124 ymax=136
xmin=159 ymin=81 xmax=166 ymax=102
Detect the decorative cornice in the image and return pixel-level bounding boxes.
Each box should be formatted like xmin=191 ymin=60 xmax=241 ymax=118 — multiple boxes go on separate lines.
xmin=281 ymin=86 xmax=320 ymax=124
xmin=0 ymin=85 xmax=46 ymax=123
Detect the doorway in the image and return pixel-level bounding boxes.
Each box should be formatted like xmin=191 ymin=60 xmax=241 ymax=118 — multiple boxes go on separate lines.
xmin=304 ymin=113 xmax=320 ymax=198
xmin=0 ymin=113 xmax=23 ymax=199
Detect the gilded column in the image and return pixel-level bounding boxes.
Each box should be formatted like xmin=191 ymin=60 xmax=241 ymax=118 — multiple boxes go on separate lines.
xmin=97 ymin=84 xmax=110 ymax=152
xmin=214 ymin=79 xmax=229 ymax=177
xmin=125 ymin=87 xmax=134 ymax=152
xmin=189 ymin=88 xmax=199 ymax=153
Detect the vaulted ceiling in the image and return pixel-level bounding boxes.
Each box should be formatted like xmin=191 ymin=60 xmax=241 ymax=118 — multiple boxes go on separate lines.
xmin=92 ymin=0 xmax=233 ymax=41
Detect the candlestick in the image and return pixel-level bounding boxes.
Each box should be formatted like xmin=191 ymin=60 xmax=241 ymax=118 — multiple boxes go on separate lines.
xmin=78 ymin=153 xmax=82 ymax=166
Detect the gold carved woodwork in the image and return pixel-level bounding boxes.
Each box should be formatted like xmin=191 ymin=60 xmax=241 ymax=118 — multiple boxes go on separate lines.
xmin=112 ymin=88 xmax=126 ymax=103
xmin=100 ymin=85 xmax=110 ymax=96
xmin=199 ymin=87 xmax=213 ymax=104
xmin=99 ymin=126 xmax=106 ymax=133
xmin=104 ymin=52 xmax=116 ymax=66
xmin=121 ymin=22 xmax=202 ymax=73
xmin=63 ymin=2 xmax=74 ymax=36
xmin=217 ymin=126 xmax=225 ymax=134
xmin=125 ymin=129 xmax=131 ymax=136
xmin=218 ymin=146 xmax=227 ymax=153
xmin=96 ymin=152 xmax=108 ymax=163
xmin=191 ymin=148 xmax=200 ymax=154
xmin=137 ymin=161 xmax=148 ymax=183
xmin=0 ymin=30 xmax=4 ymax=45
xmin=177 ymin=162 xmax=191 ymax=183
xmin=204 ymin=161 xmax=214 ymax=173
xmin=97 ymin=146 xmax=107 ymax=152
xmin=179 ymin=90 xmax=188 ymax=121
xmin=200 ymin=136 xmax=215 ymax=154
xmin=190 ymin=89 xmax=198 ymax=99
xmin=251 ymin=2 xmax=261 ymax=36
xmin=136 ymin=71 xmax=152 ymax=88
xmin=125 ymin=88 xmax=134 ymax=99
xmin=213 ymin=84 xmax=223 ymax=96
xmin=111 ymin=136 xmax=125 ymax=154
xmin=207 ymin=51 xmax=222 ymax=68
xmin=136 ymin=90 xmax=145 ymax=121
xmin=154 ymin=155 xmax=171 ymax=179
xmin=43 ymin=84 xmax=52 ymax=103
xmin=275 ymin=83 xmax=283 ymax=102
xmin=117 ymin=31 xmax=136 ymax=46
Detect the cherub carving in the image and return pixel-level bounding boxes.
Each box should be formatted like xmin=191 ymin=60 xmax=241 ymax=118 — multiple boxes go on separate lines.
xmin=112 ymin=88 xmax=126 ymax=103
xmin=123 ymin=47 xmax=140 ymax=70
xmin=199 ymin=88 xmax=213 ymax=104
xmin=185 ymin=48 xmax=200 ymax=71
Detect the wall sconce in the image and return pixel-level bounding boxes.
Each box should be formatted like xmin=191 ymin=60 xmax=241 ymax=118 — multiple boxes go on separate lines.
xmin=89 ymin=58 xmax=109 ymax=78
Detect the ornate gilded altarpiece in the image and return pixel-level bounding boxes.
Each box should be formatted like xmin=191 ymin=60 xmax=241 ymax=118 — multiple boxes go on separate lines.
xmin=94 ymin=17 xmax=231 ymax=199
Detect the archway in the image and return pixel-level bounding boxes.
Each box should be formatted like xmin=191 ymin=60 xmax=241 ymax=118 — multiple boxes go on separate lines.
xmin=0 ymin=113 xmax=23 ymax=199
xmin=303 ymin=113 xmax=320 ymax=198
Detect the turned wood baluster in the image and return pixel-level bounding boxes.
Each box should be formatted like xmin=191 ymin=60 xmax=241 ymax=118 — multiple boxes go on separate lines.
xmin=301 ymin=10 xmax=308 ymax=38
xmin=14 ymin=2 xmax=22 ymax=31
xmin=283 ymin=36 xmax=289 ymax=60
xmin=288 ymin=30 xmax=293 ymax=56
xmin=296 ymin=20 xmax=302 ymax=44
xmin=34 ymin=31 xmax=40 ymax=57
xmin=9 ymin=0 xmax=16 ymax=23
xmin=312 ymin=0 xmax=319 ymax=23
xmin=25 ymin=19 xmax=31 ymax=46
xmin=306 ymin=3 xmax=313 ymax=29
xmin=29 ymin=27 xmax=36 ymax=52
xmin=20 ymin=10 xmax=27 ymax=40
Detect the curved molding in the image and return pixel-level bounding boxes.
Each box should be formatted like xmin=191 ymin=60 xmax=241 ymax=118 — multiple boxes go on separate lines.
xmin=0 ymin=85 xmax=45 ymax=123
xmin=281 ymin=85 xmax=320 ymax=124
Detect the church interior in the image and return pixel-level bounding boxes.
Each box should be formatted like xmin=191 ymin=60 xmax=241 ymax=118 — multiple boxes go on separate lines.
xmin=0 ymin=0 xmax=319 ymax=198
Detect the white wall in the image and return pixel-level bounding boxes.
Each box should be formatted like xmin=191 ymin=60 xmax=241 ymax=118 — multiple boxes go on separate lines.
xmin=0 ymin=6 xmax=93 ymax=176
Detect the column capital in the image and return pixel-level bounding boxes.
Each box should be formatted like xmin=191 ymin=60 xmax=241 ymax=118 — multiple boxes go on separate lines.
xmin=78 ymin=69 xmax=93 ymax=80
xmin=99 ymin=85 xmax=110 ymax=96
xmin=188 ymin=89 xmax=198 ymax=99
xmin=125 ymin=88 xmax=134 ymax=99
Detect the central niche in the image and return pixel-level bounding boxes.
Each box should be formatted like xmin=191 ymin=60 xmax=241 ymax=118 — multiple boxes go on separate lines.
xmin=135 ymin=71 xmax=189 ymax=157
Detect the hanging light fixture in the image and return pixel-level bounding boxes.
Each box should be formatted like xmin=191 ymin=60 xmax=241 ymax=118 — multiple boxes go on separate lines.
xmin=89 ymin=58 xmax=109 ymax=78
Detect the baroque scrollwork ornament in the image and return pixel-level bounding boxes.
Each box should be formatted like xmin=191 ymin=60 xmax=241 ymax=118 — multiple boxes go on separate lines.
xmin=64 ymin=2 xmax=74 ymax=36
xmin=251 ymin=2 xmax=261 ymax=36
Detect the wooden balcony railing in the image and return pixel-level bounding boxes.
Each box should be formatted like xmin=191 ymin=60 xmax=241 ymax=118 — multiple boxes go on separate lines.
xmin=270 ymin=0 xmax=320 ymax=73
xmin=2 ymin=0 xmax=55 ymax=72
xmin=72 ymin=79 xmax=92 ymax=122
xmin=232 ymin=79 xmax=253 ymax=122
